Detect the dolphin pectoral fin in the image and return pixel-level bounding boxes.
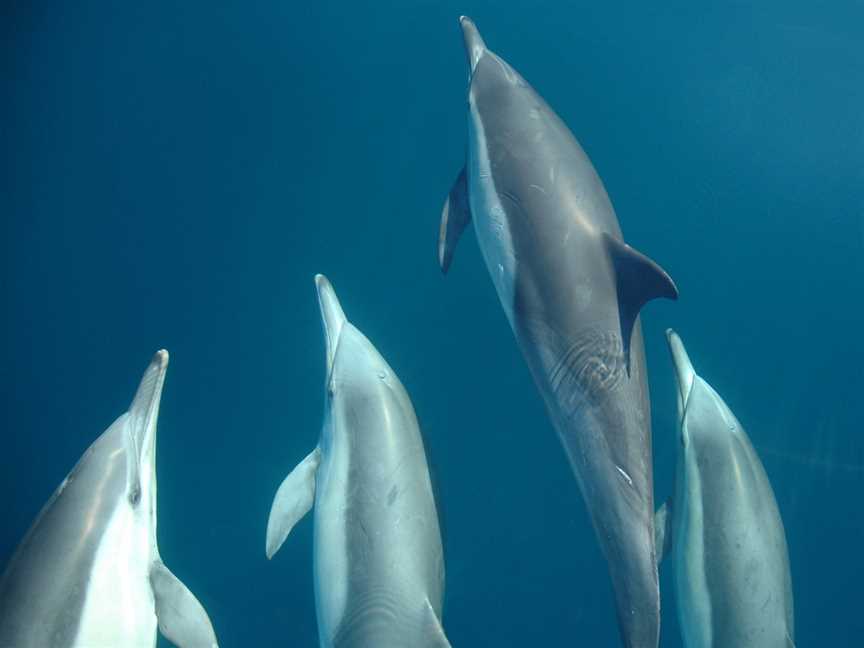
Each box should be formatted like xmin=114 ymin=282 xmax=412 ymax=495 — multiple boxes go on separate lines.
xmin=150 ymin=561 xmax=219 ymax=648
xmin=265 ymin=447 xmax=321 ymax=559
xmin=422 ymin=599 xmax=452 ymax=648
xmin=603 ymin=233 xmax=678 ymax=372
xmin=654 ymin=497 xmax=674 ymax=563
xmin=439 ymin=167 xmax=472 ymax=273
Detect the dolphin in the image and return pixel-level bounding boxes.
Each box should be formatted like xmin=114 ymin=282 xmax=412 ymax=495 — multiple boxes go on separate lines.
xmin=266 ymin=275 xmax=450 ymax=648
xmin=656 ymin=330 xmax=795 ymax=648
xmin=439 ymin=16 xmax=677 ymax=647
xmin=0 ymin=351 xmax=218 ymax=648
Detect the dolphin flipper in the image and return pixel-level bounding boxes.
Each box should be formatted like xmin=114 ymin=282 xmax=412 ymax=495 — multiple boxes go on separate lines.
xmin=654 ymin=498 xmax=674 ymax=563
xmin=422 ymin=599 xmax=452 ymax=648
xmin=603 ymin=233 xmax=678 ymax=370
xmin=266 ymin=447 xmax=321 ymax=559
xmin=150 ymin=561 xmax=218 ymax=648
xmin=439 ymin=167 xmax=472 ymax=273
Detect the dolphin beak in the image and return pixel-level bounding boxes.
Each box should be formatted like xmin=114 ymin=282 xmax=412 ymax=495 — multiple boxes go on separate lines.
xmin=666 ymin=329 xmax=696 ymax=422
xmin=459 ymin=15 xmax=486 ymax=77
xmin=127 ymin=349 xmax=169 ymax=476
xmin=129 ymin=349 xmax=169 ymax=432
xmin=315 ymin=274 xmax=347 ymax=373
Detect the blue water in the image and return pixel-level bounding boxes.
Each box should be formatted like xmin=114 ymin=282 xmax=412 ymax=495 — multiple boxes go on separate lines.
xmin=3 ymin=1 xmax=863 ymax=646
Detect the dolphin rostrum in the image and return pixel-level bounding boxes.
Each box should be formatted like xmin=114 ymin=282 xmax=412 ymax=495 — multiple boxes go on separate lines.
xmin=656 ymin=330 xmax=795 ymax=647
xmin=439 ymin=16 xmax=678 ymax=647
xmin=266 ymin=275 xmax=450 ymax=648
xmin=0 ymin=351 xmax=219 ymax=648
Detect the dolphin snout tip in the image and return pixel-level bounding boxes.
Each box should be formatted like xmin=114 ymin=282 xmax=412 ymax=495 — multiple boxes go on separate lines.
xmin=152 ymin=349 xmax=169 ymax=370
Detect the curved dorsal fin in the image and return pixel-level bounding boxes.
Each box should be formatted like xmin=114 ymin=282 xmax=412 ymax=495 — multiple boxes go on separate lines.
xmin=604 ymin=234 xmax=678 ymax=373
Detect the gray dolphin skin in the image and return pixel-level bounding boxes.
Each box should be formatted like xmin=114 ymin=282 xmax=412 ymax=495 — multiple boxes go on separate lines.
xmin=0 ymin=351 xmax=219 ymax=648
xmin=265 ymin=275 xmax=450 ymax=648
xmin=439 ymin=16 xmax=677 ymax=647
xmin=656 ymin=330 xmax=795 ymax=648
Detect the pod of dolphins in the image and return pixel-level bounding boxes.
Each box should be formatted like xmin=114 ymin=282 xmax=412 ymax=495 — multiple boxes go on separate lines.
xmin=0 ymin=16 xmax=795 ymax=648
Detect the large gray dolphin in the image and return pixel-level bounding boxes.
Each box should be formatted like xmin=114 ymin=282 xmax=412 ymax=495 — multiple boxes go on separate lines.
xmin=0 ymin=351 xmax=219 ymax=648
xmin=656 ymin=330 xmax=795 ymax=647
xmin=439 ymin=16 xmax=677 ymax=647
xmin=266 ymin=275 xmax=450 ymax=648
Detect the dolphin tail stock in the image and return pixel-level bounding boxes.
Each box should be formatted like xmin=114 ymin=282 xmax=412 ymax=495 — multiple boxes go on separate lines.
xmin=124 ymin=349 xmax=170 ymax=506
xmin=265 ymin=447 xmax=321 ymax=559
xmin=439 ymin=167 xmax=472 ymax=273
xmin=654 ymin=497 xmax=674 ymax=563
xmin=150 ymin=560 xmax=219 ymax=648
xmin=603 ymin=234 xmax=678 ymax=373
xmin=422 ymin=599 xmax=452 ymax=648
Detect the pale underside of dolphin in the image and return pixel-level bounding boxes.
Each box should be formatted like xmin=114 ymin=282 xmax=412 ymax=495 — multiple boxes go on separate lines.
xmin=0 ymin=351 xmax=219 ymax=648
xmin=266 ymin=275 xmax=450 ymax=648
xmin=439 ymin=16 xmax=678 ymax=648
xmin=656 ymin=330 xmax=795 ymax=648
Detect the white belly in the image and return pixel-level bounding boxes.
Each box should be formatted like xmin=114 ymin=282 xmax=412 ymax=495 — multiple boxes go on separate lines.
xmin=468 ymin=103 xmax=517 ymax=320
xmin=73 ymin=504 xmax=157 ymax=648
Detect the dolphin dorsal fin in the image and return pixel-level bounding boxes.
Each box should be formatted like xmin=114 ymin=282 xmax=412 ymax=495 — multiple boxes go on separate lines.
xmin=150 ymin=561 xmax=219 ymax=648
xmin=438 ymin=167 xmax=472 ymax=273
xmin=603 ymin=234 xmax=678 ymax=372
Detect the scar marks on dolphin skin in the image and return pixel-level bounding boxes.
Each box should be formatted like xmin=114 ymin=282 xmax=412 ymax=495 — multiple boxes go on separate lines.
xmin=548 ymin=330 xmax=626 ymax=413
xmin=615 ymin=465 xmax=634 ymax=488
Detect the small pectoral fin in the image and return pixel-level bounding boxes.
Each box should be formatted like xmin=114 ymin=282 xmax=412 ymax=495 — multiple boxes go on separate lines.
xmin=438 ymin=167 xmax=472 ymax=273
xmin=266 ymin=447 xmax=321 ymax=559
xmin=422 ymin=599 xmax=452 ymax=648
xmin=654 ymin=497 xmax=674 ymax=564
xmin=604 ymin=233 xmax=678 ymax=373
xmin=150 ymin=561 xmax=219 ymax=648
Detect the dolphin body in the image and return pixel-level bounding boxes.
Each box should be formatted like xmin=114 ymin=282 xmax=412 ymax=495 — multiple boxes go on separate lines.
xmin=656 ymin=331 xmax=795 ymax=648
xmin=266 ymin=275 xmax=450 ymax=648
xmin=0 ymin=351 xmax=218 ymax=648
xmin=439 ymin=17 xmax=677 ymax=647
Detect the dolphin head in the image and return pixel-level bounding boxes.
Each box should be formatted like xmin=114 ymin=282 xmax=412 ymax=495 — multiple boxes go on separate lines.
xmin=314 ymin=275 xmax=394 ymax=397
xmin=124 ymin=349 xmax=168 ymax=528
xmin=459 ymin=16 xmax=487 ymax=79
xmin=666 ymin=329 xmax=741 ymax=453
xmin=458 ymin=16 xmax=524 ymax=89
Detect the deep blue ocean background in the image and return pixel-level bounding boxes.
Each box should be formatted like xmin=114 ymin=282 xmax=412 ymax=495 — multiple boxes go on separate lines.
xmin=3 ymin=1 xmax=863 ymax=646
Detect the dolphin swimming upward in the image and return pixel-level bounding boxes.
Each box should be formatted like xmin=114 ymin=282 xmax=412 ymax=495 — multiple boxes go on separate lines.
xmin=266 ymin=275 xmax=450 ymax=648
xmin=657 ymin=331 xmax=795 ymax=647
xmin=439 ymin=17 xmax=677 ymax=647
xmin=0 ymin=351 xmax=219 ymax=648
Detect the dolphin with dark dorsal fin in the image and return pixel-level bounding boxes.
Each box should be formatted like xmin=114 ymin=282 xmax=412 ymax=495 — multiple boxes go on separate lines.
xmin=656 ymin=330 xmax=795 ymax=648
xmin=266 ymin=275 xmax=450 ymax=648
xmin=0 ymin=351 xmax=219 ymax=648
xmin=439 ymin=16 xmax=678 ymax=647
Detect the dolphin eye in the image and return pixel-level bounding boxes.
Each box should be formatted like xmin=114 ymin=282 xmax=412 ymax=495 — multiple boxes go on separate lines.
xmin=128 ymin=484 xmax=141 ymax=506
